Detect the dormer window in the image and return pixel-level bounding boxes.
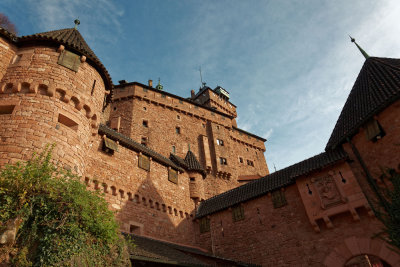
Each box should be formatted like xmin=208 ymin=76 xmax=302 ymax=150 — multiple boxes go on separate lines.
xmin=365 ymin=119 xmax=385 ymax=142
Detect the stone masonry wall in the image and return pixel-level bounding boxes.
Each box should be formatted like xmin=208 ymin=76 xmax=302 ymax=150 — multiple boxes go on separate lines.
xmin=0 ymin=45 xmax=107 ymax=176
xmin=0 ymin=36 xmax=16 ymax=81
xmin=196 ymin=164 xmax=383 ymax=266
xmin=85 ymin=134 xmax=197 ymax=245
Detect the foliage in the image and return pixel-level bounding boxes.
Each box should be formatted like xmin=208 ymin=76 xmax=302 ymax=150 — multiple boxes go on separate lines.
xmin=0 ymin=145 xmax=130 ymax=266
xmin=371 ymin=169 xmax=400 ymax=252
xmin=0 ymin=13 xmax=17 ymax=34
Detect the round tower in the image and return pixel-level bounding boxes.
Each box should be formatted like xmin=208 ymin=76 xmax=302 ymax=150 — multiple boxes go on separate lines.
xmin=0 ymin=25 xmax=112 ymax=175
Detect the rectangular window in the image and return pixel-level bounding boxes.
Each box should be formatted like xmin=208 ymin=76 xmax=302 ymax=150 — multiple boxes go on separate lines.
xmin=168 ymin=168 xmax=178 ymax=184
xmin=219 ymin=157 xmax=227 ymax=165
xmin=172 ymin=146 xmax=176 ymax=154
xmin=272 ymin=190 xmax=287 ymax=209
xmin=365 ymin=119 xmax=385 ymax=142
xmin=58 ymin=113 xmax=78 ymax=131
xmin=232 ymin=205 xmax=245 ymax=222
xmin=142 ymin=120 xmax=148 ymax=127
xmin=102 ymin=136 xmax=119 ymax=154
xmin=199 ymin=217 xmax=210 ymax=233
xmin=216 ymin=139 xmax=224 ymax=146
xmin=141 ymin=137 xmax=147 ymax=146
xmin=175 ymin=127 xmax=181 ymax=134
xmin=130 ymin=225 xmax=142 ymax=235
xmin=138 ymin=154 xmax=150 ymax=171
xmin=0 ymin=105 xmax=15 ymax=115
xmin=58 ymin=50 xmax=81 ymax=72
xmin=239 ymin=157 xmax=243 ymax=163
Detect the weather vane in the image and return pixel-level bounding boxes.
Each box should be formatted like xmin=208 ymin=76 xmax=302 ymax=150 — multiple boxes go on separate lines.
xmin=74 ymin=19 xmax=80 ymax=30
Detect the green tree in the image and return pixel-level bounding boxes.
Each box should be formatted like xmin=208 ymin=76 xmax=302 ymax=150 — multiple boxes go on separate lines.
xmin=0 ymin=145 xmax=131 ymax=266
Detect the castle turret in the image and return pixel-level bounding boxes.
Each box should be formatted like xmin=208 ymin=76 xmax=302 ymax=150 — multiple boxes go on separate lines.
xmin=0 ymin=24 xmax=112 ymax=175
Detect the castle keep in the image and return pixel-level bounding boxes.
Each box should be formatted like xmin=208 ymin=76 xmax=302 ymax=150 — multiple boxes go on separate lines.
xmin=1 ymin=25 xmax=400 ymax=266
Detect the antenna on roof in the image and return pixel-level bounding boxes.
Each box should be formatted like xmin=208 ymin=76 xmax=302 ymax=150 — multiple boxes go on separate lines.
xmin=199 ymin=66 xmax=203 ymax=87
xmin=349 ymin=35 xmax=369 ymax=59
xmin=273 ymin=163 xmax=277 ymax=172
xmin=188 ymin=144 xmax=191 ymax=152
xmin=74 ymin=19 xmax=80 ymax=30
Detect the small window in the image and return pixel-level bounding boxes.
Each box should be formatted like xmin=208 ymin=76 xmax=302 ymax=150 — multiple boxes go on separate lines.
xmin=130 ymin=225 xmax=141 ymax=235
xmin=177 ymin=115 xmax=181 ymax=120
xmin=179 ymin=100 xmax=183 ymax=104
xmin=0 ymin=105 xmax=15 ymax=115
xmin=102 ymin=136 xmax=118 ymax=154
xmin=272 ymin=190 xmax=287 ymax=209
xmin=12 ymin=54 xmax=22 ymax=64
xmin=91 ymin=80 xmax=96 ymax=96
xmin=161 ymin=94 xmax=166 ymax=98
xmin=202 ymin=124 xmax=206 ymax=128
xmin=175 ymin=127 xmax=181 ymax=134
xmin=143 ymin=107 xmax=147 ymax=111
xmin=58 ymin=50 xmax=81 ymax=72
xmin=219 ymin=157 xmax=227 ymax=165
xmin=190 ymin=177 xmax=195 ymax=182
xmin=143 ymin=88 xmax=148 ymax=92
xmin=239 ymin=157 xmax=243 ymax=163
xmin=142 ymin=120 xmax=148 ymax=127
xmin=141 ymin=137 xmax=147 ymax=146
xmin=216 ymin=139 xmax=224 ymax=146
xmin=365 ymin=119 xmax=385 ymax=142
xmin=58 ymin=113 xmax=78 ymax=131
xmin=172 ymin=146 xmax=176 ymax=154
xmin=138 ymin=154 xmax=150 ymax=171
xmin=168 ymin=169 xmax=178 ymax=184
xmin=232 ymin=205 xmax=245 ymax=222
xmin=199 ymin=217 xmax=210 ymax=233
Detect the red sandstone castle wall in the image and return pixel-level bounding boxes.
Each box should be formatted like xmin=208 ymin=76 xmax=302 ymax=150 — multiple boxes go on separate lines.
xmin=85 ymin=135 xmax=197 ymax=245
xmin=343 ymin=98 xmax=400 ymax=178
xmin=0 ymin=36 xmax=16 ymax=81
xmin=195 ymin=163 xmax=387 ymax=266
xmin=0 ymin=44 xmax=106 ymax=175
xmin=111 ymin=84 xmax=269 ymax=197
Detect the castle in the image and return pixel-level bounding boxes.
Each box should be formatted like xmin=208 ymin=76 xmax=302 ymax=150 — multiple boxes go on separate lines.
xmin=1 ymin=24 xmax=400 ymax=266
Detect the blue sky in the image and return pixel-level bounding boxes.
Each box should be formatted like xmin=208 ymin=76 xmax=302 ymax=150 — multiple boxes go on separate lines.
xmin=2 ymin=0 xmax=400 ymax=171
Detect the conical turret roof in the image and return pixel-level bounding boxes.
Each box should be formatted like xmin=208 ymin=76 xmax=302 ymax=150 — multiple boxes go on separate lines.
xmin=184 ymin=150 xmax=206 ymax=176
xmin=326 ymin=57 xmax=400 ymax=149
xmin=18 ymin=28 xmax=112 ymax=89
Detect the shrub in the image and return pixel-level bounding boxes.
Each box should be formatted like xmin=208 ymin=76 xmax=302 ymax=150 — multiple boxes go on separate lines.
xmin=0 ymin=145 xmax=130 ymax=266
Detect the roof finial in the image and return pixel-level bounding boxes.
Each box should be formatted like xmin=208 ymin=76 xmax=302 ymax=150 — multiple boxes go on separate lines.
xmin=188 ymin=144 xmax=191 ymax=151
xmin=155 ymin=78 xmax=163 ymax=91
xmin=349 ymin=35 xmax=369 ymax=59
xmin=74 ymin=19 xmax=80 ymax=30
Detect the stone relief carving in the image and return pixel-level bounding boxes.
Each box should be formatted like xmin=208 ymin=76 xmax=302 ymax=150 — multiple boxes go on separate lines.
xmin=311 ymin=175 xmax=344 ymax=209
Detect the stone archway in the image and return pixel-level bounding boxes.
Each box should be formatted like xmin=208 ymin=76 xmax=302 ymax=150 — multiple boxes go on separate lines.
xmin=323 ymin=236 xmax=400 ymax=267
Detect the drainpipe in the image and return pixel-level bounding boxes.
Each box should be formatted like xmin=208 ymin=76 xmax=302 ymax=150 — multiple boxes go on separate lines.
xmin=345 ymin=137 xmax=389 ymax=213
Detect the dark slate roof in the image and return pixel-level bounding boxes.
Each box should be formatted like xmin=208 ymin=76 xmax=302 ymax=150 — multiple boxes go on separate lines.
xmin=326 ymin=57 xmax=400 ymax=149
xmin=184 ymin=150 xmax=206 ymax=176
xmin=0 ymin=27 xmax=17 ymax=42
xmin=127 ymin=234 xmax=257 ymax=266
xmin=169 ymin=153 xmax=188 ymax=169
xmin=98 ymin=124 xmax=183 ymax=172
xmin=18 ymin=28 xmax=112 ymax=89
xmin=196 ymin=148 xmax=347 ymax=218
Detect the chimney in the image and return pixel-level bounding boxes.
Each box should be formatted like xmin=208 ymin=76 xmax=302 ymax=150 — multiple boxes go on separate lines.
xmin=148 ymin=80 xmax=153 ymax=88
xmin=191 ymin=89 xmax=195 ymax=98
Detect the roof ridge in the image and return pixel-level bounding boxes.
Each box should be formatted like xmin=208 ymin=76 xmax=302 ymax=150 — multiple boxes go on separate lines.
xmin=98 ymin=124 xmax=183 ymax=171
xmin=196 ymin=148 xmax=347 ymax=218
